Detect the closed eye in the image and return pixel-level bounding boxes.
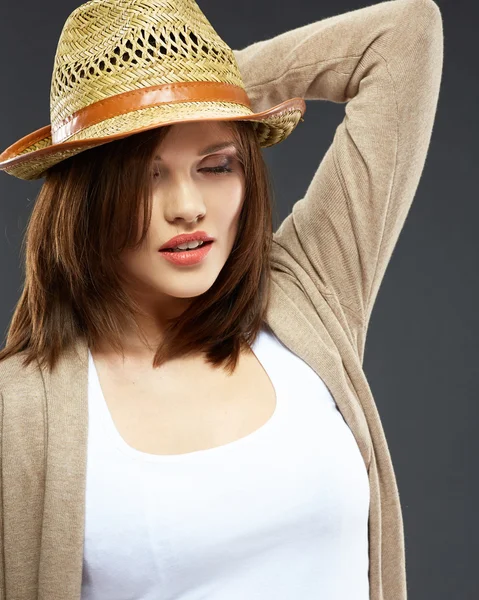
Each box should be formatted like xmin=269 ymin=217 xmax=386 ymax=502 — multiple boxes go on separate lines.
xmin=152 ymin=165 xmax=233 ymax=178
xmin=201 ymin=166 xmax=233 ymax=175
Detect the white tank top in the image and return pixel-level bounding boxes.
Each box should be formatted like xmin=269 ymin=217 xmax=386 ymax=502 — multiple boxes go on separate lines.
xmin=81 ymin=326 xmax=370 ymax=599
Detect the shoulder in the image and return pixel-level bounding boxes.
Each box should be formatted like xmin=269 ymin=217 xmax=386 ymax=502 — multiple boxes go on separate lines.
xmin=0 ymin=352 xmax=46 ymax=440
xmin=0 ymin=351 xmax=44 ymax=394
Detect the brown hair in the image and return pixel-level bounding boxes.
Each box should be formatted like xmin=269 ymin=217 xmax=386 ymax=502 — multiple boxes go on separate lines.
xmin=0 ymin=120 xmax=276 ymax=375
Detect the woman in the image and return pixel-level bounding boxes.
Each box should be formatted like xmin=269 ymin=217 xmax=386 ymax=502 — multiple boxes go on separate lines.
xmin=0 ymin=0 xmax=443 ymax=598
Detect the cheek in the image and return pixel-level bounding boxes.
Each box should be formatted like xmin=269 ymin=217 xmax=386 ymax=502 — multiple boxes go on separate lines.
xmin=215 ymin=186 xmax=244 ymax=233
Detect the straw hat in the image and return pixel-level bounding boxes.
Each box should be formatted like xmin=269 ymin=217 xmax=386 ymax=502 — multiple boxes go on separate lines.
xmin=0 ymin=0 xmax=306 ymax=181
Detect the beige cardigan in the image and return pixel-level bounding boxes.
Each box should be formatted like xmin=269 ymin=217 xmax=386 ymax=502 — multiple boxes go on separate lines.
xmin=0 ymin=0 xmax=443 ymax=598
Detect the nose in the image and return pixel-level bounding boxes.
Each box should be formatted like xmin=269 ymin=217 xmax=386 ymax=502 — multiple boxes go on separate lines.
xmin=163 ymin=177 xmax=206 ymax=225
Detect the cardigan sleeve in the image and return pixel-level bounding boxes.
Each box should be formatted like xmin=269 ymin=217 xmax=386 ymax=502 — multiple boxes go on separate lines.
xmin=233 ymin=0 xmax=443 ymax=335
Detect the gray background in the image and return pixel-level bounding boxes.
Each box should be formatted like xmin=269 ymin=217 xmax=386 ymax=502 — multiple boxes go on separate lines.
xmin=0 ymin=0 xmax=477 ymax=597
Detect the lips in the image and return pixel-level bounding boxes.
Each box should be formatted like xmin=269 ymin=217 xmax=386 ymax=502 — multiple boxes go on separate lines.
xmin=159 ymin=240 xmax=214 ymax=266
xmin=158 ymin=231 xmax=215 ymax=251
xmin=160 ymin=241 xmax=213 ymax=253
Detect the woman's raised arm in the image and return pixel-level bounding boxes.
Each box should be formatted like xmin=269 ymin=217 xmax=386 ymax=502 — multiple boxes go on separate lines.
xmin=233 ymin=0 xmax=443 ymax=337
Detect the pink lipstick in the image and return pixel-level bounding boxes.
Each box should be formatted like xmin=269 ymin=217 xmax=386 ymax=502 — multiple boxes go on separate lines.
xmin=159 ymin=241 xmax=214 ymax=266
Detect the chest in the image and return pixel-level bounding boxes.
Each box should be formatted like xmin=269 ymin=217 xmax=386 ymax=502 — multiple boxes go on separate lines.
xmin=91 ymin=348 xmax=277 ymax=455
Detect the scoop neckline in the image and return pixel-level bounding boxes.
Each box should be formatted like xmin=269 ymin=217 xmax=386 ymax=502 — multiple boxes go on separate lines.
xmin=88 ymin=330 xmax=283 ymax=463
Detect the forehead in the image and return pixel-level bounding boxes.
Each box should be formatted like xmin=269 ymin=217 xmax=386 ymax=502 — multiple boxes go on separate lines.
xmin=155 ymin=120 xmax=237 ymax=156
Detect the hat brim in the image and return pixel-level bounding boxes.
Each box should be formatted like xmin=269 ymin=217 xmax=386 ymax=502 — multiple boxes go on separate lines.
xmin=0 ymin=98 xmax=306 ymax=181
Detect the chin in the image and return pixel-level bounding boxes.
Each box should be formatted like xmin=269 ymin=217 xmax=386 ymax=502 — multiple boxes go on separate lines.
xmin=158 ymin=273 xmax=220 ymax=299
xmin=166 ymin=285 xmax=212 ymax=299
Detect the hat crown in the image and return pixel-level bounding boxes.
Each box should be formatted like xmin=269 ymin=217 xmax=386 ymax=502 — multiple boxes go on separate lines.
xmin=50 ymin=0 xmax=245 ymax=135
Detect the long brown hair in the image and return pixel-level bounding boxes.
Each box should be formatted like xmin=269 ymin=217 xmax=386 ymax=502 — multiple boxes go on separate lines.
xmin=0 ymin=120 xmax=275 ymax=375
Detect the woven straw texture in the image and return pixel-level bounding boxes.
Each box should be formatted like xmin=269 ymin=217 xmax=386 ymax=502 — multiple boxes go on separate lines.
xmin=51 ymin=0 xmax=244 ymax=131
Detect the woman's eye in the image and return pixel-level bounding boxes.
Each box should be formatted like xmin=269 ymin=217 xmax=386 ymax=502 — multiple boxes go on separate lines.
xmin=151 ymin=164 xmax=233 ymax=179
xmin=201 ymin=165 xmax=233 ymax=175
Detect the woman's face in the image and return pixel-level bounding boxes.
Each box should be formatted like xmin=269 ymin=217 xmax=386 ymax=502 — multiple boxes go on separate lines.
xmin=120 ymin=120 xmax=246 ymax=315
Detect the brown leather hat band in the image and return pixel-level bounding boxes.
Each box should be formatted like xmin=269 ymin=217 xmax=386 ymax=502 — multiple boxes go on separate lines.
xmin=51 ymin=81 xmax=253 ymax=145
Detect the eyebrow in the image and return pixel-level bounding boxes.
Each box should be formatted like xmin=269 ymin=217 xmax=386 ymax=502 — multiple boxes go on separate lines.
xmin=154 ymin=141 xmax=237 ymax=161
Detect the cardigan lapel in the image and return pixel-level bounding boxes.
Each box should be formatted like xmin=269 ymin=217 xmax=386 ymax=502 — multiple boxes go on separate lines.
xmin=265 ymin=274 xmax=373 ymax=471
xmin=37 ymin=335 xmax=90 ymax=599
